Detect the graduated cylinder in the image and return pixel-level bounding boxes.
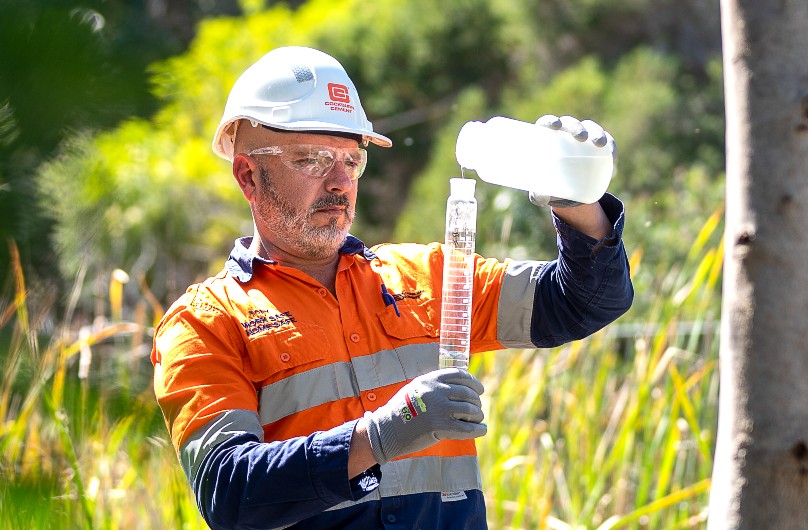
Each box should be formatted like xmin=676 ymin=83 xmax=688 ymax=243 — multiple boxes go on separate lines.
xmin=439 ymin=178 xmax=477 ymax=370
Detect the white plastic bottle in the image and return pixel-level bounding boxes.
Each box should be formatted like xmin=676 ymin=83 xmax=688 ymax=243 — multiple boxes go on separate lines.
xmin=455 ymin=116 xmax=613 ymax=203
xmin=439 ymin=178 xmax=477 ymax=370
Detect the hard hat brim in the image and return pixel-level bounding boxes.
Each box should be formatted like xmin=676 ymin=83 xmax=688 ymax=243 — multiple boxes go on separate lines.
xmin=264 ymin=120 xmax=393 ymax=148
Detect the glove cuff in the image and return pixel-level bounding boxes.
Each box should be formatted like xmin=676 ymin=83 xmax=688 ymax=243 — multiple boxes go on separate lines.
xmin=529 ymin=191 xmax=585 ymax=208
xmin=363 ymin=411 xmax=390 ymax=466
xmin=528 ymin=191 xmax=551 ymax=207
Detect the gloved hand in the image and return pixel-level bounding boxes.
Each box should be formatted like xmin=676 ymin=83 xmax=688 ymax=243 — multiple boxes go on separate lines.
xmin=529 ymin=114 xmax=617 ymax=208
xmin=363 ymin=368 xmax=487 ymax=465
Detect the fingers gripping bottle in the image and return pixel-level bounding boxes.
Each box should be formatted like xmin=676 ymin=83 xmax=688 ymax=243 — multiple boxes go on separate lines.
xmin=439 ymin=178 xmax=477 ymax=370
xmin=455 ymin=116 xmax=613 ymax=202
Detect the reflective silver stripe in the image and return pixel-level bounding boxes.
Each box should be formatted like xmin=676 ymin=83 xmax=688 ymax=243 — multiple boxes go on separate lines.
xmin=350 ymin=342 xmax=437 ymax=391
xmin=378 ymin=455 xmax=482 ymax=497
xmin=397 ymin=343 xmax=440 ymax=379
xmin=325 ymin=489 xmax=381 ymax=512
xmin=258 ymin=362 xmax=359 ymax=426
xmin=179 ymin=409 xmax=264 ymax=484
xmin=497 ymin=260 xmax=546 ymax=348
xmin=324 ymin=455 xmax=481 ymax=513
xmin=258 ymin=343 xmax=438 ymax=426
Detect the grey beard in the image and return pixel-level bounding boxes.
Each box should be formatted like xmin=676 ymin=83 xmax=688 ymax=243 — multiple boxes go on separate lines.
xmin=257 ymin=167 xmax=355 ymax=259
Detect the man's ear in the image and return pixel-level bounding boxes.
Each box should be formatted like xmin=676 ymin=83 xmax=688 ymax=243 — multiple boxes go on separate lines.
xmin=233 ymin=154 xmax=259 ymax=202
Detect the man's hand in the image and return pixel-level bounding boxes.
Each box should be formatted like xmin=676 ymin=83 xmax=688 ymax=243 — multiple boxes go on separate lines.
xmin=529 ymin=114 xmax=617 ymax=208
xmin=363 ymin=368 xmax=487 ymax=465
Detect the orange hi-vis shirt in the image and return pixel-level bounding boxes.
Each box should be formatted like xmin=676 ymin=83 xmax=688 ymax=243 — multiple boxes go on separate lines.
xmin=152 ymin=195 xmax=632 ymax=529
xmin=153 ymin=237 xmax=510 ymax=487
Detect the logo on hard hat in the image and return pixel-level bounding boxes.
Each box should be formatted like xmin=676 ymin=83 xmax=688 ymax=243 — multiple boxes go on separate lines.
xmin=328 ymin=83 xmax=350 ymax=103
xmin=325 ymin=83 xmax=355 ymax=114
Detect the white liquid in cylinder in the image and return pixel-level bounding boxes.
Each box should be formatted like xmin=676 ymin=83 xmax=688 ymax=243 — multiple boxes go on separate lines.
xmin=439 ymin=178 xmax=477 ymax=370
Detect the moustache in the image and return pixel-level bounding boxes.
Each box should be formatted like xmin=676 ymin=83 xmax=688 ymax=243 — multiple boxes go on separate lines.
xmin=309 ymin=194 xmax=352 ymax=214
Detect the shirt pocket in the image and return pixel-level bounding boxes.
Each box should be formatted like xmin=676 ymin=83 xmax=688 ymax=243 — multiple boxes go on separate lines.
xmin=378 ymin=299 xmax=440 ymax=340
xmin=377 ymin=299 xmax=440 ymax=379
xmin=243 ymin=322 xmax=329 ymax=383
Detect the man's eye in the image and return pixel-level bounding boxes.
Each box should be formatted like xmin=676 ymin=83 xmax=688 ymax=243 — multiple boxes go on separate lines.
xmin=289 ymin=157 xmax=319 ymax=169
xmin=316 ymin=152 xmax=335 ymax=165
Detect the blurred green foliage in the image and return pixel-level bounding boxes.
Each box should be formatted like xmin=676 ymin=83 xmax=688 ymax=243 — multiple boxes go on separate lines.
xmin=25 ymin=0 xmax=724 ymax=310
xmin=0 ymin=0 xmax=239 ymax=288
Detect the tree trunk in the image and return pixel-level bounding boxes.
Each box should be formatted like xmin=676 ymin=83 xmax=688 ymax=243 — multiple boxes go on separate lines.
xmin=709 ymin=1 xmax=808 ymax=528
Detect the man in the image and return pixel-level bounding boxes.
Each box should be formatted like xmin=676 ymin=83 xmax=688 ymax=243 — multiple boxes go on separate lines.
xmin=151 ymin=46 xmax=633 ymax=529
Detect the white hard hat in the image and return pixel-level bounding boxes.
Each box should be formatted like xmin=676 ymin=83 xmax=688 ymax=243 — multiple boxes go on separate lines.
xmin=212 ymin=46 xmax=392 ymax=160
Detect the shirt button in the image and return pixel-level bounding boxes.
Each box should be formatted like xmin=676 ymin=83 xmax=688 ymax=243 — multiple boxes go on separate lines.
xmin=280 ymin=352 xmax=291 ymax=362
xmin=367 ymin=392 xmax=377 ymax=402
xmin=350 ymin=333 xmax=360 ymax=343
xmin=387 ymin=514 xmax=397 ymax=523
xmin=317 ymin=287 xmax=328 ymax=297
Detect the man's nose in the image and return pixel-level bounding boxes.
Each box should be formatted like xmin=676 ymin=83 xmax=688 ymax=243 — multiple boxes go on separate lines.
xmin=324 ymin=158 xmax=355 ymax=192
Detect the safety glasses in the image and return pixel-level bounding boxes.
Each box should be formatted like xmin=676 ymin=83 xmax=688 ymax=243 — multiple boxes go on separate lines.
xmin=247 ymin=144 xmax=368 ymax=180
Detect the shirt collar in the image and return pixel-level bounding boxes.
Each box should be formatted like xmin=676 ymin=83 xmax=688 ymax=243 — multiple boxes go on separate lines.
xmin=225 ymin=234 xmax=377 ymax=283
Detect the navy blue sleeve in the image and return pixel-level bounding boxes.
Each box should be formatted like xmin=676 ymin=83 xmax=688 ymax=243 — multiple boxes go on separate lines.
xmin=530 ymin=193 xmax=634 ymax=347
xmin=194 ymin=419 xmax=381 ymax=530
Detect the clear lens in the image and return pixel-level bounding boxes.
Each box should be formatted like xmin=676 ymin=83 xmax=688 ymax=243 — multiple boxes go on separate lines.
xmin=249 ymin=144 xmax=367 ymax=180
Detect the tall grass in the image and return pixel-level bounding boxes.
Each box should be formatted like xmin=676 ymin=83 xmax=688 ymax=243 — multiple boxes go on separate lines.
xmin=0 ymin=209 xmax=722 ymax=529
xmin=475 ymin=208 xmax=723 ymax=529
xmin=0 ymin=244 xmax=204 ymax=530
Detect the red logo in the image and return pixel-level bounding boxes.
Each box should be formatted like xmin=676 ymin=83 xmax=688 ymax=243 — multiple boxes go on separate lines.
xmin=327 ymin=83 xmax=350 ymax=103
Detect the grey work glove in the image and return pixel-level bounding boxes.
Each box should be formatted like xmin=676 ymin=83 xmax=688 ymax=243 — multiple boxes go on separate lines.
xmin=529 ymin=114 xmax=618 ymax=208
xmin=364 ymin=368 xmax=487 ymax=465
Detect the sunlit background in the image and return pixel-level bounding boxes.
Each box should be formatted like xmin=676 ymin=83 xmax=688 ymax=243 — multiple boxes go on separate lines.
xmin=1 ymin=1 xmax=724 ymax=528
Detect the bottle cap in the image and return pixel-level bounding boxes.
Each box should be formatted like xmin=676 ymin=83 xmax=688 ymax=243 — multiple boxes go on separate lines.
xmin=449 ymin=177 xmax=476 ymax=199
